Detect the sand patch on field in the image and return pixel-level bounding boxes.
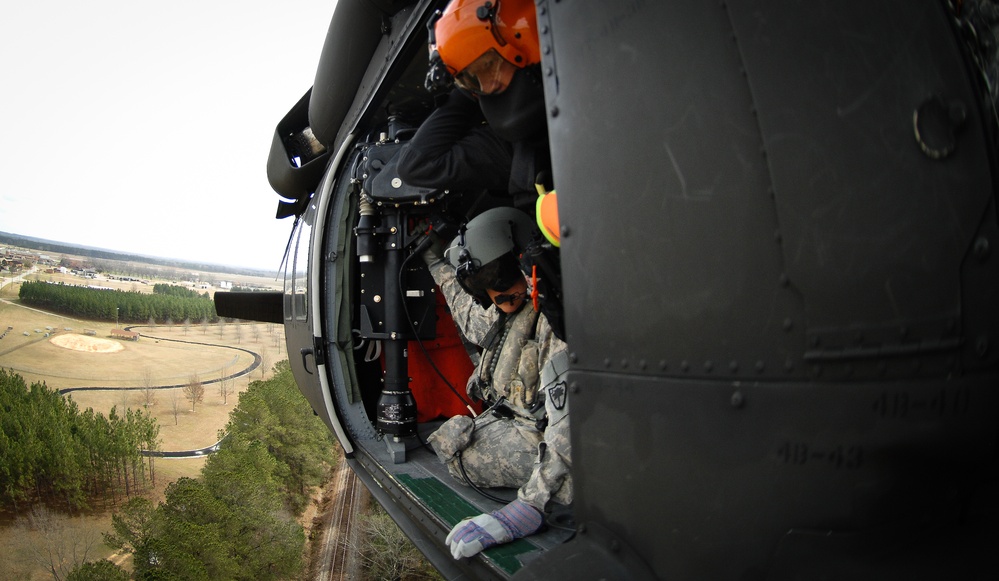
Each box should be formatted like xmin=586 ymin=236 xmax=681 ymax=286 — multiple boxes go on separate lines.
xmin=50 ymin=333 xmax=125 ymax=353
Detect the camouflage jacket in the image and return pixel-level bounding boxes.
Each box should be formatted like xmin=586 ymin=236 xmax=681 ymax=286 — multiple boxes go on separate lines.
xmin=429 ymin=260 xmax=572 ymax=509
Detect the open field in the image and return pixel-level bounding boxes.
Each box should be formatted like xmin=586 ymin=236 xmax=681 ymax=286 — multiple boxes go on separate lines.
xmin=0 ymin=298 xmax=286 ymax=451
xmin=0 ymin=267 xmax=290 ymax=578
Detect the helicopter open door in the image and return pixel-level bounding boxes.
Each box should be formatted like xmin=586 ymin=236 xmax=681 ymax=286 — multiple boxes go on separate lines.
xmin=220 ymin=0 xmax=999 ymax=579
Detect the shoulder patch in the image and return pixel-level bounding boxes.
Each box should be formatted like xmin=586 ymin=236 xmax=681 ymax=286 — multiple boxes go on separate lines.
xmin=548 ymin=380 xmax=567 ymax=411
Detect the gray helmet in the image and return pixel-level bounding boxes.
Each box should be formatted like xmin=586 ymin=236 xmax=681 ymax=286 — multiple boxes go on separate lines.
xmin=445 ymin=207 xmax=536 ymax=299
xmin=445 ymin=207 xmax=535 ymax=269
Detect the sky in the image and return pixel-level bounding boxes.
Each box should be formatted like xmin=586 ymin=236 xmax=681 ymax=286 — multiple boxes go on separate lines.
xmin=0 ymin=1 xmax=338 ymax=271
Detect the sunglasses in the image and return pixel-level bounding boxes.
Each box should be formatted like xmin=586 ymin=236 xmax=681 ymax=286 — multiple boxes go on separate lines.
xmin=493 ymin=290 xmax=526 ymax=305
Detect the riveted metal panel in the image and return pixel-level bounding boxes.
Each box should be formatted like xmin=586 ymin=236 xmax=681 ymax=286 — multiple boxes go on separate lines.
xmin=544 ymin=0 xmax=802 ymax=379
xmin=565 ymin=370 xmax=999 ymax=579
xmin=726 ymin=1 xmax=998 ymax=376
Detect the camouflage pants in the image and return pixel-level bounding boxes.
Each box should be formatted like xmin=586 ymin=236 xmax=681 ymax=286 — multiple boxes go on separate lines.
xmin=427 ymin=413 xmax=543 ymax=490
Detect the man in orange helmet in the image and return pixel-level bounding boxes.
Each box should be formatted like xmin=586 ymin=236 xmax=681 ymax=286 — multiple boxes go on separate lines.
xmin=433 ymin=0 xmax=541 ymax=97
xmin=398 ymin=0 xmax=551 ymax=197
xmin=397 ymin=0 xmax=564 ymax=337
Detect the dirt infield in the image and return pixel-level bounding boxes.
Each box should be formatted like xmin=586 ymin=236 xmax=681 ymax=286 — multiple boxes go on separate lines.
xmin=50 ymin=333 xmax=125 ymax=353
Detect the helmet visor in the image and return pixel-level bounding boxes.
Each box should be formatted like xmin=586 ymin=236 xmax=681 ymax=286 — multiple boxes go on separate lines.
xmin=453 ymin=48 xmax=517 ymax=95
xmin=459 ymin=253 xmax=523 ymax=296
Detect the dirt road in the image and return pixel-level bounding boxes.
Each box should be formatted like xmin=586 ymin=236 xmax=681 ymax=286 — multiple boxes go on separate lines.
xmin=314 ymin=453 xmax=364 ymax=581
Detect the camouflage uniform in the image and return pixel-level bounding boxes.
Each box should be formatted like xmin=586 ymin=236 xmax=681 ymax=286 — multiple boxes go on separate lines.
xmin=426 ymin=261 xmax=573 ymax=511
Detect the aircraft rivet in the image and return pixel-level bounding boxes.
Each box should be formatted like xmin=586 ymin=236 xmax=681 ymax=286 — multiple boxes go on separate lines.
xmin=561 ymin=225 xmax=570 ymax=238
xmin=569 ymin=352 xmax=578 ymax=363
xmin=373 ymin=295 xmax=382 ymax=303
xmin=681 ymin=360 xmax=690 ymax=372
xmin=782 ymin=318 xmax=792 ymax=331
xmin=755 ymin=360 xmax=765 ymax=372
xmin=603 ymin=358 xmax=611 ymax=368
xmin=620 ymin=359 xmax=628 ymax=368
xmin=730 ymin=391 xmax=744 ymax=408
xmin=639 ymin=359 xmax=647 ymax=370
xmin=570 ymin=382 xmax=580 ymax=394
xmin=704 ymin=360 xmax=713 ymax=372
xmin=550 ymin=106 xmax=559 ymax=117
xmin=729 ymin=360 xmax=738 ymax=372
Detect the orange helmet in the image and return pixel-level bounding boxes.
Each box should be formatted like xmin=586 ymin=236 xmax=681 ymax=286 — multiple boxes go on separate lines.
xmin=434 ymin=0 xmax=540 ymax=77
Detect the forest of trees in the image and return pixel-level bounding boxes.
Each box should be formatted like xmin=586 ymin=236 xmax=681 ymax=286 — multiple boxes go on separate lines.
xmin=0 ymin=369 xmax=160 ymax=512
xmin=18 ymin=280 xmax=217 ymax=324
xmin=152 ymin=284 xmax=209 ymax=300
xmin=103 ymin=361 xmax=336 ymax=580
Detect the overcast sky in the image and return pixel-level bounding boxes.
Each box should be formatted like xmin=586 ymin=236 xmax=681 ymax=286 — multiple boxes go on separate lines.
xmin=0 ymin=1 xmax=337 ymax=271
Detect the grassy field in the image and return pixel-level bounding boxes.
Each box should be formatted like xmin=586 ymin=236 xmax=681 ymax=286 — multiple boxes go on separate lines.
xmin=0 ymin=268 xmax=291 ymax=578
xmin=0 ymin=292 xmax=286 ymax=452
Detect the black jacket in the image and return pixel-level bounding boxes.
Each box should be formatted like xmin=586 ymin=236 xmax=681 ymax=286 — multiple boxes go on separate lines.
xmin=397 ymin=89 xmax=513 ymax=193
